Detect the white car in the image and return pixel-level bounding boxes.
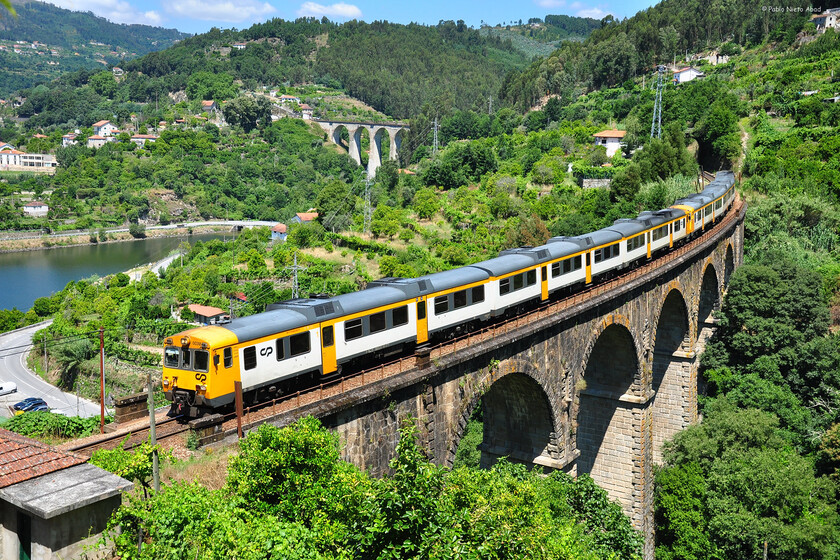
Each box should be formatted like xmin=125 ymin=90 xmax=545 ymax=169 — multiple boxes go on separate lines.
xmin=0 ymin=382 xmax=18 ymax=396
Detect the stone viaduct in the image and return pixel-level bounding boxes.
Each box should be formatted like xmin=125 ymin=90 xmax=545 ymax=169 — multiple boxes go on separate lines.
xmin=313 ymin=120 xmax=408 ymax=178
xmin=250 ymin=200 xmax=745 ymax=558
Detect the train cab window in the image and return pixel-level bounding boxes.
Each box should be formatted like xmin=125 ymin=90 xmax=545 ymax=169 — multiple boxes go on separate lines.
xmin=164 ymin=348 xmax=179 ymax=368
xmin=393 ymin=306 xmax=408 ymax=326
xmin=243 ymin=346 xmax=257 ymax=370
xmin=472 ymin=285 xmax=485 ymax=303
xmin=526 ymin=269 xmax=537 ymax=285
xmin=369 ymin=312 xmax=387 ymax=334
xmin=194 ymin=351 xmax=209 ymax=372
xmin=275 ymin=338 xmax=286 ymax=360
xmin=453 ymin=290 xmax=467 ymax=309
xmin=417 ymin=301 xmax=426 ymax=320
xmin=434 ymin=295 xmax=450 ymax=314
xmin=290 ymin=333 xmax=310 ymax=356
xmin=500 ymin=278 xmax=511 ymax=295
xmin=224 ymin=348 xmax=233 ymax=368
xmin=345 ymin=318 xmax=363 ymax=341
xmin=322 ymin=326 xmax=334 ymax=347
xmin=182 ymin=349 xmax=191 ymax=368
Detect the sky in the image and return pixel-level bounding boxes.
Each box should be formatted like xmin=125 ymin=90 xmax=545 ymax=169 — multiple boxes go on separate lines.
xmin=42 ymin=0 xmax=661 ymax=35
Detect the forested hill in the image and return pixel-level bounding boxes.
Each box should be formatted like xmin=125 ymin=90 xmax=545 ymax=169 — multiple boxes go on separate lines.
xmin=121 ymin=19 xmax=531 ymax=119
xmin=500 ymin=0 xmax=817 ymax=109
xmin=0 ymin=1 xmax=188 ymax=51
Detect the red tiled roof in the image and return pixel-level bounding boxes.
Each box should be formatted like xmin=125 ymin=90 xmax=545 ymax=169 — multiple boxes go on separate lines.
xmin=187 ymin=304 xmax=225 ymax=317
xmin=299 ymin=104 xmax=312 ymax=110
xmin=296 ymin=212 xmax=319 ymax=222
xmin=593 ymin=129 xmax=627 ymax=138
xmin=0 ymin=429 xmax=87 ymax=489
xmin=272 ymin=223 xmax=287 ymax=233
xmin=24 ymin=201 xmax=47 ymax=207
xmin=201 ymin=100 xmax=215 ymax=107
xmin=92 ymin=120 xmax=110 ymax=127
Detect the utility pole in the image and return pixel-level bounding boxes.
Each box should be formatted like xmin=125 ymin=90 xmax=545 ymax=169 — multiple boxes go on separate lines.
xmin=148 ymin=370 xmax=159 ymax=492
xmin=650 ymin=65 xmax=665 ymax=139
xmin=432 ymin=116 xmax=439 ymax=156
xmin=285 ymin=252 xmax=306 ymax=299
xmin=363 ymin=179 xmax=372 ymax=236
xmin=99 ymin=327 xmax=105 ymax=434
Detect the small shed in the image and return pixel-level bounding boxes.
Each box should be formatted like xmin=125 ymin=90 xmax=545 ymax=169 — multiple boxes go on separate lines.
xmin=593 ymin=129 xmax=626 ymax=158
xmin=187 ymin=304 xmax=227 ymax=325
xmin=23 ymin=201 xmax=49 ymax=217
xmin=292 ymin=212 xmax=319 ymax=224
xmin=0 ymin=429 xmax=133 ymax=560
xmin=272 ymin=223 xmax=288 ymax=241
xmin=673 ymin=67 xmax=705 ymax=84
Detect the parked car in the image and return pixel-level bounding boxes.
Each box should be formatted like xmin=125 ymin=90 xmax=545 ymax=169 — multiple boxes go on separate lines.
xmin=13 ymin=398 xmax=47 ymax=413
xmin=12 ymin=397 xmax=45 ymax=410
xmin=27 ymin=403 xmax=49 ymax=412
xmin=0 ymin=382 xmax=17 ymax=396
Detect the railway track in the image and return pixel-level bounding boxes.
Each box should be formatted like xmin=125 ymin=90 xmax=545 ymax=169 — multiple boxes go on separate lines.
xmin=62 ymin=198 xmax=744 ymax=453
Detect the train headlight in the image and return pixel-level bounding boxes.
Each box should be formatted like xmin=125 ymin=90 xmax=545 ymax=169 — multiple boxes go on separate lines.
xmin=180 ymin=336 xmax=191 ymax=346
xmin=196 ymin=384 xmax=207 ymax=393
xmin=163 ymin=379 xmax=170 ymax=388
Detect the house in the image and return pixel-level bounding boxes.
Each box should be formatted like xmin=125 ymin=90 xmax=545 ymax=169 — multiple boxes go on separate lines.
xmin=1 ymin=146 xmax=57 ymax=172
xmin=22 ymin=201 xmax=49 ymax=216
xmin=61 ymin=133 xmax=77 ymax=147
xmin=0 ymin=145 xmax=23 ymax=167
xmin=593 ymin=129 xmax=627 ymax=158
xmin=130 ymin=134 xmax=158 ymax=147
xmin=0 ymin=429 xmax=133 ymax=560
xmin=201 ymin=100 xmax=218 ymax=113
xmin=187 ymin=304 xmax=228 ymax=325
xmin=32 ymin=134 xmax=47 ymax=139
xmin=279 ymin=94 xmax=300 ymax=104
xmin=92 ymin=120 xmax=118 ymax=137
xmin=299 ymin=104 xmax=313 ymax=120
xmin=292 ymin=212 xmax=319 ymax=224
xmin=673 ymin=67 xmax=705 ymax=84
xmin=812 ymin=8 xmax=840 ymax=31
xmin=86 ymin=135 xmax=115 ymax=148
xmin=232 ymin=42 xmax=247 ymax=50
xmin=271 ymin=223 xmax=288 ymax=241
xmin=234 ymin=292 xmax=248 ymax=303
xmin=112 ymin=66 xmax=124 ymax=77
xmin=0 ymin=142 xmax=15 ymax=152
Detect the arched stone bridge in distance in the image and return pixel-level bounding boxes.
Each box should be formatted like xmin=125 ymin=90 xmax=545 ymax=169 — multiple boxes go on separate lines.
xmin=312 ymin=120 xmax=409 ymax=178
xmin=253 ymin=199 xmax=746 ymax=559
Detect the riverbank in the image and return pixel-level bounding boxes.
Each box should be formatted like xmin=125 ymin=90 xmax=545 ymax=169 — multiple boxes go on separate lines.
xmin=0 ymin=224 xmax=232 ymax=254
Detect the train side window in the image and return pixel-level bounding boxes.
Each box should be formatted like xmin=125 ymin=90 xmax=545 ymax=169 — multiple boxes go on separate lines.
xmin=551 ymin=262 xmax=561 ymax=277
xmin=369 ymin=311 xmax=387 ymax=333
xmin=526 ymin=269 xmax=537 ymax=285
xmin=393 ymin=306 xmax=408 ymax=326
xmin=345 ymin=318 xmax=363 ymax=341
xmin=586 ymin=253 xmax=591 ymax=266
xmin=290 ymin=332 xmax=310 ymax=356
xmin=573 ymin=255 xmax=582 ymax=270
xmin=164 ymin=348 xmax=179 ymax=368
xmin=500 ymin=278 xmax=511 ymax=294
xmin=194 ymin=351 xmax=209 ymax=372
xmin=434 ymin=295 xmax=449 ymax=314
xmin=322 ymin=326 xmax=334 ymax=347
xmin=417 ymin=301 xmax=426 ymax=320
xmin=541 ymin=266 xmax=547 ymax=281
xmin=275 ymin=338 xmax=286 ymax=361
xmin=472 ymin=285 xmax=485 ymax=303
xmin=243 ymin=346 xmax=257 ymax=370
xmin=513 ymin=274 xmax=524 ymax=290
xmin=453 ymin=290 xmax=467 ymax=309
xmin=674 ymin=220 xmax=682 ymax=232
xmin=224 ymin=348 xmax=233 ymax=368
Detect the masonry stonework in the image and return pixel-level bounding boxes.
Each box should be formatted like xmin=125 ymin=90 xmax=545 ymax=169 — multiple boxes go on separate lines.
xmin=299 ymin=204 xmax=745 ymax=560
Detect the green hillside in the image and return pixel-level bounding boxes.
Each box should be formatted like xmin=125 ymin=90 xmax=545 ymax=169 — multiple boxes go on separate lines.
xmin=0 ymin=0 xmax=188 ymax=96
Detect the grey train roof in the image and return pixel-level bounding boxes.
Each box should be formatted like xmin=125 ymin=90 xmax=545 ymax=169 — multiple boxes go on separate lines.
xmin=419 ymin=267 xmax=489 ymax=292
xmin=225 ymin=308 xmax=313 ymax=341
xmin=532 ymin=239 xmax=581 ymax=260
xmin=470 ymin=253 xmax=539 ymax=276
xmin=573 ymin=228 xmax=622 ymax=248
xmin=500 ymin=246 xmax=554 ymax=265
xmin=330 ymin=285 xmax=410 ymax=315
xmin=606 ymin=218 xmax=647 ymax=238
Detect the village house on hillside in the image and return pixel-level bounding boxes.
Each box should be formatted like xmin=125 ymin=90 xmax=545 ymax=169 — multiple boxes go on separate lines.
xmin=187 ymin=304 xmax=228 ymax=325
xmin=201 ymin=100 xmax=218 ymax=113
xmin=22 ymin=201 xmax=49 ymax=216
xmin=812 ymin=8 xmax=840 ymax=32
xmin=92 ymin=120 xmax=119 ymax=137
xmin=292 ymin=212 xmax=319 ymax=224
xmin=0 ymin=429 xmax=133 ymax=560
xmin=593 ymin=129 xmax=626 ymax=158
xmin=673 ymin=66 xmax=705 ymax=84
xmin=272 ymin=223 xmax=288 ymax=241
xmin=0 ymin=145 xmax=57 ymax=173
xmin=130 ymin=134 xmax=158 ymax=147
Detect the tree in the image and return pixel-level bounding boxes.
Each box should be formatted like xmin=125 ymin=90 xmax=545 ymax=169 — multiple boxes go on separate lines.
xmin=223 ymin=95 xmax=272 ymax=132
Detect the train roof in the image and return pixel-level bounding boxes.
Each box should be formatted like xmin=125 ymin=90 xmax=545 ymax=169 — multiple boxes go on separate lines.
xmin=532 ymin=240 xmax=581 ymax=260
xmin=470 ymin=253 xmax=539 ymax=277
xmin=225 ymin=308 xmax=313 ymax=341
xmin=655 ymin=208 xmax=685 ymax=220
xmin=419 ymin=267 xmax=489 ymax=291
xmin=606 ymin=219 xmax=646 ymax=238
xmin=333 ymin=285 xmax=411 ymax=315
xmin=673 ymin=193 xmax=713 ymax=210
xmin=366 ymin=277 xmax=427 ymax=297
xmin=499 ymin=246 xmax=554 ymax=264
xmin=714 ymin=170 xmax=735 ymax=185
xmin=574 ymin=229 xmax=623 ymax=247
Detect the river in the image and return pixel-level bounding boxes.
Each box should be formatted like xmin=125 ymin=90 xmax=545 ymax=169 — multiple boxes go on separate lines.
xmin=0 ymin=233 xmax=231 ymax=312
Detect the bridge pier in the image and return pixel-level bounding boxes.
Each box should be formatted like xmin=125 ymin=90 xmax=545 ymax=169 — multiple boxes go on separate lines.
xmin=314 ymin=120 xmax=408 ymax=179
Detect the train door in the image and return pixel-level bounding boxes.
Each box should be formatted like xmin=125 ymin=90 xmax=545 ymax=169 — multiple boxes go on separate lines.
xmin=585 ymin=252 xmax=592 ymax=284
xmin=416 ymin=299 xmax=428 ymax=344
xmin=646 ymin=232 xmax=651 ymax=259
xmin=540 ymin=266 xmax=548 ymax=300
xmin=669 ymin=222 xmax=674 ymax=248
xmin=321 ymin=323 xmax=337 ymax=374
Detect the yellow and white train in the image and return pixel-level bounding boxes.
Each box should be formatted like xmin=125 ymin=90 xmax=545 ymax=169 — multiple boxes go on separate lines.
xmin=163 ymin=171 xmax=736 ymax=417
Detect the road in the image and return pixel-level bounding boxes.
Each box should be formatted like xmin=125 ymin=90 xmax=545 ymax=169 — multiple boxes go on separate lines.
xmin=0 ymin=219 xmax=278 ymax=241
xmin=0 ymin=321 xmax=101 ymax=418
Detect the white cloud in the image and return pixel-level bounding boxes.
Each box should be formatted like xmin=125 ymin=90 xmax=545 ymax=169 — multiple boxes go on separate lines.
xmin=46 ymin=0 xmax=162 ymax=25
xmin=165 ymin=0 xmax=276 ymax=22
xmin=296 ymin=2 xmax=361 ymax=19
xmin=576 ymin=7 xmax=608 ymax=18
xmin=535 ymin=0 xmax=565 ymax=7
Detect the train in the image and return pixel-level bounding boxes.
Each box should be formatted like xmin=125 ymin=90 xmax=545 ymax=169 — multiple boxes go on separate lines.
xmin=163 ymin=171 xmax=736 ymax=418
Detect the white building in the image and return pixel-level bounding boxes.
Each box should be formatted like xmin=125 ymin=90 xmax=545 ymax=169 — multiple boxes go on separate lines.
xmin=0 ymin=146 xmax=56 ymax=172
xmin=812 ymin=8 xmax=840 ymax=31
xmin=92 ymin=120 xmax=119 ymax=137
xmin=673 ymin=67 xmax=705 ymax=84
xmin=22 ymin=201 xmax=49 ymax=216
xmin=593 ymin=129 xmax=626 ymax=158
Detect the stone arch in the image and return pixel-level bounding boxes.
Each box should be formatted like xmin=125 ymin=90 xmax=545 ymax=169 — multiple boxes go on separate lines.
xmin=577 ymin=322 xmax=641 ymax=511
xmin=390 ymin=128 xmax=405 ymax=160
xmin=650 ymin=289 xmax=691 ymax=463
xmin=367 ymin=127 xmax=386 ymax=179
xmin=724 ymin=243 xmax=735 ymax=287
xmin=698 ymin=262 xmax=720 ymax=327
